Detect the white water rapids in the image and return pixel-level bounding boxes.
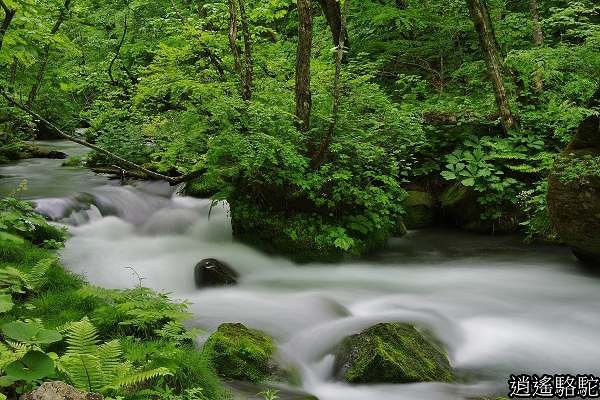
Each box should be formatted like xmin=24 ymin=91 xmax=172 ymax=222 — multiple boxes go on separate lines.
xmin=3 ymin=141 xmax=600 ymax=400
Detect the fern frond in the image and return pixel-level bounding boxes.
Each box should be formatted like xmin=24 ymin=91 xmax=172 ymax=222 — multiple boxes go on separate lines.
xmin=97 ymin=340 xmax=122 ymax=377
xmin=0 ymin=267 xmax=30 ymax=293
xmin=58 ymin=353 xmax=105 ymax=393
xmin=25 ymin=257 xmax=56 ymax=289
xmin=507 ymin=164 xmax=546 ymax=173
xmin=110 ymin=367 xmax=171 ymax=390
xmin=65 ymin=318 xmax=99 ymax=355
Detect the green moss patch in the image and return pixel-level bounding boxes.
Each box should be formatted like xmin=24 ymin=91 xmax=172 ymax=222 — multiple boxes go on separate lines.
xmin=202 ymin=323 xmax=278 ymax=383
xmin=334 ymin=322 xmax=454 ymax=384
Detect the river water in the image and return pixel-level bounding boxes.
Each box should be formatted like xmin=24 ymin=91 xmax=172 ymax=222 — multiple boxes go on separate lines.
xmin=2 ymin=141 xmax=600 ymax=400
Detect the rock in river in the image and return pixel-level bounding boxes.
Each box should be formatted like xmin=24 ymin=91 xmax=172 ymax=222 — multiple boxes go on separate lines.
xmin=194 ymin=258 xmax=239 ymax=287
xmin=202 ymin=323 xmax=280 ymax=383
xmin=333 ymin=322 xmax=454 ymax=384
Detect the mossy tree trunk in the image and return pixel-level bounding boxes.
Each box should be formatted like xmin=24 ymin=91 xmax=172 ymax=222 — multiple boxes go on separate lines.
xmin=529 ymin=0 xmax=544 ymax=93
xmin=466 ymin=0 xmax=516 ymax=133
xmin=295 ymin=0 xmax=313 ymax=132
xmin=238 ymin=0 xmax=253 ymax=101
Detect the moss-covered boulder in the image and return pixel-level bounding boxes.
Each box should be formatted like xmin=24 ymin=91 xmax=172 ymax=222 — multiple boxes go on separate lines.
xmin=333 ymin=322 xmax=454 ymax=384
xmin=202 ymin=323 xmax=279 ymax=383
xmin=547 ymin=115 xmax=600 ymax=266
xmin=402 ymin=190 xmax=436 ymax=229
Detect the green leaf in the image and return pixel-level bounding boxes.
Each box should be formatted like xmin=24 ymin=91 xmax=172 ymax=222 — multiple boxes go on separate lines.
xmin=2 ymin=321 xmax=63 ymax=345
xmin=461 ymin=178 xmax=476 ymax=187
xmin=0 ymin=294 xmax=14 ymax=313
xmin=4 ymin=351 xmax=55 ymax=382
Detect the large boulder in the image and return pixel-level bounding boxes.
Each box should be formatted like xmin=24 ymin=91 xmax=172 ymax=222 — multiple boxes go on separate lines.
xmin=333 ymin=322 xmax=454 ymax=384
xmin=194 ymin=258 xmax=239 ymax=287
xmin=402 ymin=190 xmax=436 ymax=229
xmin=20 ymin=381 xmax=103 ymax=400
xmin=202 ymin=323 xmax=280 ymax=383
xmin=547 ymin=115 xmax=600 ymax=266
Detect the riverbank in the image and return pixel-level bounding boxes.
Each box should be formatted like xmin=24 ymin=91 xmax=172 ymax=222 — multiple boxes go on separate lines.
xmin=0 ymin=195 xmax=228 ymax=399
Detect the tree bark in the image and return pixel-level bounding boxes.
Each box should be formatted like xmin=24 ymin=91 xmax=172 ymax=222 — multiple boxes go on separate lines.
xmin=529 ymin=0 xmax=543 ymax=46
xmin=466 ymin=0 xmax=516 ymax=132
xmin=0 ymin=0 xmax=16 ymax=53
xmin=318 ymin=0 xmax=347 ymax=48
xmin=238 ymin=0 xmax=253 ymax=101
xmin=529 ymin=0 xmax=544 ymax=93
xmin=295 ymin=0 xmax=313 ymax=132
xmin=312 ymin=0 xmax=348 ymax=168
xmin=227 ymin=0 xmax=242 ymax=74
xmin=27 ymin=0 xmax=73 ymax=108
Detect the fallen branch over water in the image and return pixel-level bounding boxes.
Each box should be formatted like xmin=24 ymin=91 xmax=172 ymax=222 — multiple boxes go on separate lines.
xmin=0 ymin=89 xmax=205 ymax=184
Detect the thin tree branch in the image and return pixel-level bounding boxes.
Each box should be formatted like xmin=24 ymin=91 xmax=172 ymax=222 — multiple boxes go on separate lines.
xmin=312 ymin=0 xmax=348 ymax=168
xmin=108 ymin=15 xmax=127 ymax=86
xmin=1 ymin=90 xmax=204 ymax=184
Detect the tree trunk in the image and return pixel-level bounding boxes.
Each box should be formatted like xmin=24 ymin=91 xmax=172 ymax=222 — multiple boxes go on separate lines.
xmin=466 ymin=0 xmax=516 ymax=132
xmin=238 ymin=0 xmax=253 ymax=101
xmin=312 ymin=0 xmax=348 ymax=168
xmin=227 ymin=0 xmax=242 ymax=74
xmin=529 ymin=0 xmax=543 ymax=46
xmin=295 ymin=0 xmax=313 ymax=132
xmin=318 ymin=0 xmax=347 ymax=48
xmin=529 ymin=0 xmax=544 ymax=93
xmin=0 ymin=1 xmax=16 ymax=53
xmin=27 ymin=0 xmax=73 ymax=108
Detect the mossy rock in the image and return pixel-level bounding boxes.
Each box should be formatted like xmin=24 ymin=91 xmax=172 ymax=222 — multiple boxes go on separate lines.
xmin=202 ymin=323 xmax=279 ymax=383
xmin=402 ymin=190 xmax=436 ymax=229
xmin=547 ymin=115 xmax=600 ymax=266
xmin=334 ymin=322 xmax=454 ymax=384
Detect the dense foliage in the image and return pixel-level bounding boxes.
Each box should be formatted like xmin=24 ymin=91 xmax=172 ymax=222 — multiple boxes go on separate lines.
xmin=0 ymin=0 xmax=598 ymax=256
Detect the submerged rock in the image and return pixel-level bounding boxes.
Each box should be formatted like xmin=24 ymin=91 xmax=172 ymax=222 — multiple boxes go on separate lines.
xmin=547 ymin=115 xmax=600 ymax=266
xmin=20 ymin=381 xmax=103 ymax=400
xmin=194 ymin=258 xmax=239 ymax=287
xmin=202 ymin=323 xmax=279 ymax=383
xmin=333 ymin=322 xmax=454 ymax=384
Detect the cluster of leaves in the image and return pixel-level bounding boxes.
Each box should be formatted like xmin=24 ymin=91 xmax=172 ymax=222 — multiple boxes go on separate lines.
xmin=440 ymin=133 xmax=555 ymax=221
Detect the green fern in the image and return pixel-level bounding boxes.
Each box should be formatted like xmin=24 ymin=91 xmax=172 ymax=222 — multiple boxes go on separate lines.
xmin=25 ymin=258 xmax=56 ymax=289
xmin=57 ymin=319 xmax=172 ymax=394
xmin=0 ymin=267 xmax=30 ymax=294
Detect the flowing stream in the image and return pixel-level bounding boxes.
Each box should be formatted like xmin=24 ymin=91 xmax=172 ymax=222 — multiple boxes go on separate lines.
xmin=2 ymin=141 xmax=600 ymax=400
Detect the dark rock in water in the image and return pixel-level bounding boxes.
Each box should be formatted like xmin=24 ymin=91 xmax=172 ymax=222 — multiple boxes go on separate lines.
xmin=547 ymin=115 xmax=600 ymax=266
xmin=333 ymin=322 xmax=454 ymax=384
xmin=20 ymin=381 xmax=103 ymax=400
xmin=194 ymin=258 xmax=239 ymax=287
